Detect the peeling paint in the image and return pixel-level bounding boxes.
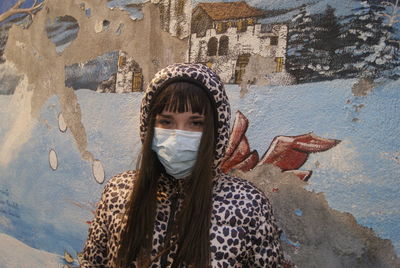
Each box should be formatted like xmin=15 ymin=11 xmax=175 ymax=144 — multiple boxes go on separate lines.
xmin=45 ymin=15 xmax=79 ymax=53
xmin=234 ymin=165 xmax=400 ymax=267
xmin=3 ymin=0 xmax=186 ymax=163
xmin=281 ymin=233 xmax=301 ymax=249
xmin=94 ymin=19 xmax=111 ymax=33
xmin=115 ymin=22 xmax=124 ymax=35
xmin=0 ymin=61 xmax=22 ymax=95
xmin=85 ymin=8 xmax=91 ymax=17
xmin=65 ymin=51 xmax=119 ymax=91
xmin=2 ymin=0 xmax=399 ymax=265
xmin=352 ymin=77 xmax=374 ymax=96
xmin=107 ymin=0 xmax=147 ymax=21
xmin=0 ymin=76 xmax=34 ymax=167
xmin=57 ymin=112 xmax=67 ymax=132
xmin=48 ymin=149 xmax=58 ymax=170
xmin=381 ymin=151 xmax=400 ymax=165
xmin=92 ymin=159 xmax=105 ymax=184
xmin=294 ymin=209 xmax=302 ymax=216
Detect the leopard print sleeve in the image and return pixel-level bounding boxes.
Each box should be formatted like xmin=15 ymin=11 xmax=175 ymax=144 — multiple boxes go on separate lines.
xmin=247 ymin=193 xmax=284 ymax=267
xmin=80 ymin=182 xmax=113 ymax=267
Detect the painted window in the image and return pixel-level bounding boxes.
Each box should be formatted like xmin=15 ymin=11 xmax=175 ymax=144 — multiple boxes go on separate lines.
xmin=237 ymin=20 xmax=248 ymax=32
xmin=275 ymin=57 xmax=283 ymax=72
xmin=235 ymin=53 xmax=251 ymax=83
xmin=118 ymin=55 xmax=126 ymax=67
xmin=216 ymin=22 xmax=227 ymax=34
xmin=177 ymin=0 xmax=185 ymax=15
xmin=132 ymin=72 xmax=143 ymax=91
xmin=218 ymin=35 xmax=229 ymax=56
xmin=270 ymin=36 xmax=278 ymax=45
xmin=207 ymin=37 xmax=218 ymax=56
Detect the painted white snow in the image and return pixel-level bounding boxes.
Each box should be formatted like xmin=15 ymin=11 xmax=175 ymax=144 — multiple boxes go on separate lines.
xmin=49 ymin=149 xmax=58 ymax=171
xmin=1 ymin=78 xmax=400 ymax=256
xmin=58 ymin=112 xmax=67 ymax=133
xmin=92 ymin=159 xmax=105 ymax=184
xmin=0 ymin=76 xmax=35 ymax=167
xmin=0 ymin=233 xmax=62 ymax=267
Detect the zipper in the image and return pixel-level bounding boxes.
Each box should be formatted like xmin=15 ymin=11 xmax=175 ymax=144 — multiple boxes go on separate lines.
xmin=160 ymin=190 xmax=180 ymax=268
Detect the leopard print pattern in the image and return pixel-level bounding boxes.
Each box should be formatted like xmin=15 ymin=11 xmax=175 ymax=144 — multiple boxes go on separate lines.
xmin=139 ymin=63 xmax=231 ymax=168
xmin=81 ymin=171 xmax=284 ymax=267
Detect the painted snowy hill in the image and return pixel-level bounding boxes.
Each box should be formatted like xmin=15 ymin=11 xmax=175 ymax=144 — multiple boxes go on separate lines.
xmin=1 ymin=77 xmax=399 ymax=266
xmin=0 ymin=233 xmax=63 ymax=267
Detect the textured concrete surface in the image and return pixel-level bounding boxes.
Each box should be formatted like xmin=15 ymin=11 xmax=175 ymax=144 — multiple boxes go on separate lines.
xmin=233 ymin=165 xmax=400 ymax=268
xmin=2 ymin=0 xmax=187 ymax=163
xmin=1 ymin=0 xmax=399 ymax=266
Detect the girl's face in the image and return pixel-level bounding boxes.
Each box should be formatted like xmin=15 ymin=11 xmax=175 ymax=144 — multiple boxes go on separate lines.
xmin=155 ymin=109 xmax=205 ymax=132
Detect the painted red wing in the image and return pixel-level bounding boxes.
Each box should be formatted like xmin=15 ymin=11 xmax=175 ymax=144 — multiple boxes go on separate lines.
xmin=220 ymin=136 xmax=251 ymax=173
xmin=259 ymin=133 xmax=340 ymax=171
xmin=291 ymin=133 xmax=341 ymax=152
xmin=230 ymin=150 xmax=259 ymax=172
xmin=224 ymin=110 xmax=248 ymax=159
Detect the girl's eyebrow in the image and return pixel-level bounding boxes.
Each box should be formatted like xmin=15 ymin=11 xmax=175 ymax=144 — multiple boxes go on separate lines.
xmin=190 ymin=115 xmax=205 ymax=119
xmin=157 ymin=114 xmax=173 ymax=118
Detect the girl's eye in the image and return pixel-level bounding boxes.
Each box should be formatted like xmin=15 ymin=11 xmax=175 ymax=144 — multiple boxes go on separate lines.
xmin=157 ymin=119 xmax=171 ymax=126
xmin=191 ymin=121 xmax=204 ymax=127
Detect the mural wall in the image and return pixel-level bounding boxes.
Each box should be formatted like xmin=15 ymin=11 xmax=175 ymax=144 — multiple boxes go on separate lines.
xmin=0 ymin=0 xmax=399 ymax=267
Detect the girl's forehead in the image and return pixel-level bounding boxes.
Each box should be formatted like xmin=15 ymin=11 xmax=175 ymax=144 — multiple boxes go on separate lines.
xmin=158 ymin=110 xmax=205 ymax=116
xmin=160 ymin=101 xmax=205 ymax=114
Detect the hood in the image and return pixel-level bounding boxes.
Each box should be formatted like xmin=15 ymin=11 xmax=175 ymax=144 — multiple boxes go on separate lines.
xmin=139 ymin=63 xmax=231 ymax=168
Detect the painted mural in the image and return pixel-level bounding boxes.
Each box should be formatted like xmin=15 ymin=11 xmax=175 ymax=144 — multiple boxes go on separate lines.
xmin=0 ymin=0 xmax=399 ymax=267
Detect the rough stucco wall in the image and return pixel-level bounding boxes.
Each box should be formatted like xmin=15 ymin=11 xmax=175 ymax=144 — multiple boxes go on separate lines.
xmin=234 ymin=165 xmax=400 ymax=268
xmin=0 ymin=0 xmax=399 ymax=267
xmin=3 ymin=0 xmax=187 ymax=163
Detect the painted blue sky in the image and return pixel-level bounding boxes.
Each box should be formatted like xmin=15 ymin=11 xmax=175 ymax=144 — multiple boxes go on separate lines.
xmin=0 ymin=0 xmax=45 ymax=21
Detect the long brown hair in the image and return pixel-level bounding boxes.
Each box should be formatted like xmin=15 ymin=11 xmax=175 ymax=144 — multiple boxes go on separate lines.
xmin=116 ymin=81 xmax=217 ymax=268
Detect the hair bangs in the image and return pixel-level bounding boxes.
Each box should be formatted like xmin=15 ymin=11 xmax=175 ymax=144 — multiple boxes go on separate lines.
xmin=154 ymin=81 xmax=210 ymax=115
xmin=118 ymin=79 xmax=218 ymax=268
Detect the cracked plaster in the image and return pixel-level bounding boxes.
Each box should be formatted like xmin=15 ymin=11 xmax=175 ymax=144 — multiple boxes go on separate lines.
xmin=3 ymin=0 xmax=187 ymax=164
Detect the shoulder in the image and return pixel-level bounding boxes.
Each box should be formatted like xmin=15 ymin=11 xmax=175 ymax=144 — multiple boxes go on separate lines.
xmin=213 ymin=173 xmax=273 ymax=221
xmin=214 ymin=173 xmax=267 ymax=201
xmin=100 ymin=170 xmax=136 ymax=205
xmin=104 ymin=170 xmax=136 ymax=190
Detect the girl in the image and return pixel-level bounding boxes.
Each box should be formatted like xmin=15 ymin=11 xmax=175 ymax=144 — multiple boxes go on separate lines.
xmin=81 ymin=63 xmax=284 ymax=267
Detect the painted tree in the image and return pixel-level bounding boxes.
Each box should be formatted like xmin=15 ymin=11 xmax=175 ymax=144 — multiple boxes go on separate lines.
xmin=287 ymin=0 xmax=400 ymax=82
xmin=305 ymin=5 xmax=343 ymax=81
xmin=379 ymin=0 xmax=400 ymax=27
xmin=337 ymin=0 xmax=399 ymax=79
xmin=0 ymin=1 xmax=42 ymax=63
xmin=377 ymin=0 xmax=400 ymax=78
xmin=0 ymin=0 xmax=45 ymax=24
xmin=286 ymin=5 xmax=319 ymax=83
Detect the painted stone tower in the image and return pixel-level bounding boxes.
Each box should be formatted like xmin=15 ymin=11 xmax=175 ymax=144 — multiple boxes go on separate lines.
xmin=158 ymin=0 xmax=192 ymax=39
xmin=116 ymin=51 xmax=143 ymax=93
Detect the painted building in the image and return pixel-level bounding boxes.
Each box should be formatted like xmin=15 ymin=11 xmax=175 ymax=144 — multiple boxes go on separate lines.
xmin=116 ymin=51 xmax=143 ymax=93
xmin=189 ymin=1 xmax=288 ymax=83
xmin=159 ymin=0 xmax=191 ymax=39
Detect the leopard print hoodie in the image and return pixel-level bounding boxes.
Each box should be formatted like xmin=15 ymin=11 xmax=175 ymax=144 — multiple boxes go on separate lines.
xmin=81 ymin=63 xmax=284 ymax=267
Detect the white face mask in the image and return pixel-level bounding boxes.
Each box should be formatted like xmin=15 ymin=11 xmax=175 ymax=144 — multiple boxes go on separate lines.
xmin=152 ymin=127 xmax=203 ymax=179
